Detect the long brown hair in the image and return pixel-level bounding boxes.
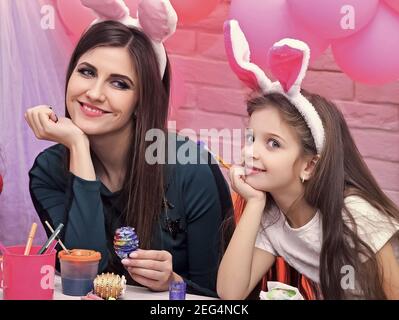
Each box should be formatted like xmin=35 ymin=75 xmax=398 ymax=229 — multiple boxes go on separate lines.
xmin=246 ymin=91 xmax=399 ymax=299
xmin=64 ymin=21 xmax=170 ymax=249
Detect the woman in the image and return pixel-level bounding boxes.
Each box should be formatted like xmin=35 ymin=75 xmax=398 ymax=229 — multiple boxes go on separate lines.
xmin=26 ymin=20 xmax=234 ymax=297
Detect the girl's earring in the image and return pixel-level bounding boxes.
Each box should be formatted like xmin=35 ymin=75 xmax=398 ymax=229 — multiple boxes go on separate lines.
xmin=301 ymin=176 xmax=305 ymax=184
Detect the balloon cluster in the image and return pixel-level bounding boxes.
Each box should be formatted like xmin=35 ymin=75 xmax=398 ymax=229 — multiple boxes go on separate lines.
xmin=55 ymin=0 xmax=399 ymax=84
xmin=229 ymin=0 xmax=399 ymax=85
xmin=56 ymin=0 xmax=219 ymax=43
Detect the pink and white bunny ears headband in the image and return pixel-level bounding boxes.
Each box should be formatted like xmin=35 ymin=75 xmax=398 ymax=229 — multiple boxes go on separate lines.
xmin=224 ymin=20 xmax=325 ymax=154
xmin=81 ymin=0 xmax=178 ymax=78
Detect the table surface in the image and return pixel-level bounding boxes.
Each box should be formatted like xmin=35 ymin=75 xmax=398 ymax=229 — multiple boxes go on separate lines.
xmin=0 ymin=275 xmax=217 ymax=300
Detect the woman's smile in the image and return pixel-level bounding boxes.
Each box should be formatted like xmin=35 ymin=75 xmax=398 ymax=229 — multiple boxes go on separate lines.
xmin=78 ymin=101 xmax=112 ymax=118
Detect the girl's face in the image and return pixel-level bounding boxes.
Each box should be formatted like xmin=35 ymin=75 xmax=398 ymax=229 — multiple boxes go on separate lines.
xmin=243 ymin=106 xmax=307 ymax=193
xmin=66 ymin=46 xmax=138 ymax=136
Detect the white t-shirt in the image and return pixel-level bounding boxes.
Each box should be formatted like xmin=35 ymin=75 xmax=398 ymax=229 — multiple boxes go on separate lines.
xmin=255 ymin=195 xmax=399 ymax=284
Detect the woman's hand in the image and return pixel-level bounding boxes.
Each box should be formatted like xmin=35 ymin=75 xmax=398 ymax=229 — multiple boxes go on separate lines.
xmin=25 ymin=105 xmax=87 ymax=149
xmin=229 ymin=165 xmax=266 ymax=205
xmin=121 ymin=249 xmax=183 ymax=292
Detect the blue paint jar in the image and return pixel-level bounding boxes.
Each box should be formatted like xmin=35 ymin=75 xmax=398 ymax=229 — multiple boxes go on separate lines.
xmin=58 ymin=249 xmax=101 ymax=296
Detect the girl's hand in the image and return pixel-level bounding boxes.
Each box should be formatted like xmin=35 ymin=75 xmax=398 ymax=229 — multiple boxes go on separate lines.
xmin=25 ymin=105 xmax=87 ymax=149
xmin=229 ymin=165 xmax=266 ymax=204
xmin=121 ymin=249 xmax=182 ymax=292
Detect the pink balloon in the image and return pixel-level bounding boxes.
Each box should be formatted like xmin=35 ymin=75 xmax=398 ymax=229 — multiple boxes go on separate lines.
xmin=287 ymin=0 xmax=379 ymax=40
xmin=384 ymin=0 xmax=399 ymax=14
xmin=229 ymin=0 xmax=329 ymax=71
xmin=332 ymin=2 xmax=399 ymax=84
xmin=170 ymin=0 xmax=219 ymax=25
xmin=56 ymin=0 xmax=94 ymax=43
xmin=56 ymin=0 xmax=139 ymax=43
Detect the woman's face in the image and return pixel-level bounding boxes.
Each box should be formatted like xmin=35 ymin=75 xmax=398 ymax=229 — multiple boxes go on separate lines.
xmin=66 ymin=46 xmax=138 ymax=136
xmin=242 ymin=105 xmax=306 ymax=193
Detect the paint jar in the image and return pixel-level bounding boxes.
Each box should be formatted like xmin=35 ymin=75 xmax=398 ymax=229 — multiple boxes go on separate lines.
xmin=58 ymin=249 xmax=101 ymax=296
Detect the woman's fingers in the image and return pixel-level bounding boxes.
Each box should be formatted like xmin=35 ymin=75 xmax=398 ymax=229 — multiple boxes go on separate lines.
xmin=130 ymin=274 xmax=159 ymax=290
xmin=121 ymin=249 xmax=174 ymax=291
xmin=25 ymin=105 xmax=56 ymax=139
xmin=24 ymin=112 xmax=36 ymax=135
xmin=26 ymin=110 xmax=41 ymax=139
xmin=127 ymin=267 xmax=166 ymax=282
xmin=121 ymin=250 xmax=172 ymax=278
xmin=49 ymin=111 xmax=58 ymax=123
xmin=37 ymin=110 xmax=51 ymax=136
xmin=37 ymin=109 xmax=58 ymax=137
xmin=129 ymin=269 xmax=172 ymax=292
xmin=128 ymin=249 xmax=171 ymax=261
xmin=121 ymin=257 xmax=165 ymax=271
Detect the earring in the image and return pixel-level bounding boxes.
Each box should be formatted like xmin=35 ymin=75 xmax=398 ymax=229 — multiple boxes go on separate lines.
xmin=301 ymin=176 xmax=305 ymax=183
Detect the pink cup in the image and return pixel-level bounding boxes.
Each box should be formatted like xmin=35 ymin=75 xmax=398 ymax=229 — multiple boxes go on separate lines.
xmin=0 ymin=245 xmax=56 ymax=300
xmin=0 ymin=255 xmax=3 ymax=288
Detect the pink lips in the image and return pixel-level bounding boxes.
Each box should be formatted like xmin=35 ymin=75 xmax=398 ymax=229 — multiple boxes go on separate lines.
xmin=245 ymin=166 xmax=267 ymax=176
xmin=79 ymin=102 xmax=109 ymax=118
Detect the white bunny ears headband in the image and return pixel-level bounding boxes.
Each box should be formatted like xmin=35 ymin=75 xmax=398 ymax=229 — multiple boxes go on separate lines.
xmin=81 ymin=0 xmax=178 ymax=78
xmin=224 ymin=20 xmax=325 ymax=154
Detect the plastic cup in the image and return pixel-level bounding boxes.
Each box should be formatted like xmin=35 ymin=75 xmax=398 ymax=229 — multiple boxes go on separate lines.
xmin=58 ymin=249 xmax=101 ymax=296
xmin=0 ymin=245 xmax=56 ymax=300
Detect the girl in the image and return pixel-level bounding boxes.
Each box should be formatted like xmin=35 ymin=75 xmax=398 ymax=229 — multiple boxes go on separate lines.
xmin=26 ymin=1 xmax=233 ymax=297
xmin=217 ymin=20 xmax=399 ymax=299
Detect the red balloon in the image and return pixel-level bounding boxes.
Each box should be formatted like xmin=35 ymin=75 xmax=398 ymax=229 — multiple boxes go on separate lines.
xmin=171 ymin=0 xmax=219 ymax=25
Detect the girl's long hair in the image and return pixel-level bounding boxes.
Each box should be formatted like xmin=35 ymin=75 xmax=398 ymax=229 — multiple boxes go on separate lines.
xmin=246 ymin=91 xmax=399 ymax=299
xmin=64 ymin=21 xmax=170 ymax=250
